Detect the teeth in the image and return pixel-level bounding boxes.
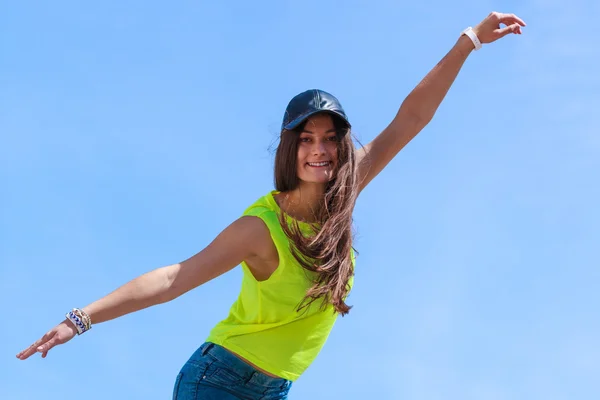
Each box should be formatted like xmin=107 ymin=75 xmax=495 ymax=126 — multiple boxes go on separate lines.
xmin=308 ymin=162 xmax=330 ymax=167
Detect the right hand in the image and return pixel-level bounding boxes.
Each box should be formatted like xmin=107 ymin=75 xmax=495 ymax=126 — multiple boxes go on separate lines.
xmin=472 ymin=12 xmax=526 ymax=44
xmin=16 ymin=319 xmax=77 ymax=360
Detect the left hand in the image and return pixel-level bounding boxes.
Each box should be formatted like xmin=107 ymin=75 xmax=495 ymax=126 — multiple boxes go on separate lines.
xmin=16 ymin=319 xmax=77 ymax=360
xmin=473 ymin=12 xmax=527 ymax=44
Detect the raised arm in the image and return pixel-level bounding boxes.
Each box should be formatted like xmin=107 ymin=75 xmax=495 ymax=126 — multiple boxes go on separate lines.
xmin=357 ymin=12 xmax=526 ymax=191
xmin=16 ymin=216 xmax=270 ymax=360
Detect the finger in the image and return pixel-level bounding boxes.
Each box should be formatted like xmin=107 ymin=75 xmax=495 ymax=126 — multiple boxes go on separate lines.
xmin=16 ymin=333 xmax=52 ymax=360
xmin=20 ymin=330 xmax=56 ymax=359
xmin=18 ymin=345 xmax=40 ymax=360
xmin=16 ymin=344 xmax=36 ymax=360
xmin=510 ymin=13 xmax=526 ymax=26
xmin=497 ymin=12 xmax=527 ymax=27
xmin=36 ymin=336 xmax=60 ymax=355
xmin=496 ymin=23 xmax=521 ymax=38
xmin=42 ymin=351 xmax=49 ymax=358
xmin=504 ymin=23 xmax=522 ymax=35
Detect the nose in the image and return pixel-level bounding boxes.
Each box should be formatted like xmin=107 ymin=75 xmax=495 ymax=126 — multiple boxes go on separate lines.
xmin=311 ymin=139 xmax=326 ymax=156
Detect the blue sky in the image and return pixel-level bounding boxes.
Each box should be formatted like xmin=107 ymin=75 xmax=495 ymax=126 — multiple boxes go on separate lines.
xmin=2 ymin=1 xmax=599 ymax=399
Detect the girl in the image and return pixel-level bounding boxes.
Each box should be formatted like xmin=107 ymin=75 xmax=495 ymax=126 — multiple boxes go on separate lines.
xmin=17 ymin=12 xmax=525 ymax=400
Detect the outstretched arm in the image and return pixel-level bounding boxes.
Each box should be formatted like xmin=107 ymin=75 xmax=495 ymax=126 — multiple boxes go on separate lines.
xmin=357 ymin=12 xmax=526 ymax=191
xmin=16 ymin=216 xmax=269 ymax=360
xmin=80 ymin=216 xmax=264 ymax=324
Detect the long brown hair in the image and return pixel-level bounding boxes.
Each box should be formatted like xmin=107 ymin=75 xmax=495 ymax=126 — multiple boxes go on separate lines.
xmin=274 ymin=112 xmax=359 ymax=316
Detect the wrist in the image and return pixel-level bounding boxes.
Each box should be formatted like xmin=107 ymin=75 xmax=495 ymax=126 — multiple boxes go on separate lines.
xmin=62 ymin=318 xmax=79 ymax=334
xmin=65 ymin=308 xmax=92 ymax=335
xmin=456 ymin=35 xmax=475 ymax=57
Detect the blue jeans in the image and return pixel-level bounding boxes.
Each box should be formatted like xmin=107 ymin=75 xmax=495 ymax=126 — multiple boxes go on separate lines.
xmin=173 ymin=342 xmax=293 ymax=399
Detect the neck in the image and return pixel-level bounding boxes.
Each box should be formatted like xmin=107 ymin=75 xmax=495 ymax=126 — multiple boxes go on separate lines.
xmin=279 ymin=182 xmax=327 ymax=223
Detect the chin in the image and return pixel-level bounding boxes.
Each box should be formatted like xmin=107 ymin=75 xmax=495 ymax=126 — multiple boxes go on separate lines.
xmin=297 ymin=169 xmax=337 ymax=186
xmin=298 ymin=176 xmax=335 ymax=186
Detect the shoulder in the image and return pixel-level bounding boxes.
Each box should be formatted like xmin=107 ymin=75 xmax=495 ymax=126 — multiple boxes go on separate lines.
xmin=234 ymin=191 xmax=282 ymax=252
xmin=201 ymin=215 xmax=274 ymax=264
xmin=228 ymin=215 xmax=273 ymax=244
xmin=237 ymin=192 xmax=287 ymax=257
xmin=241 ymin=192 xmax=283 ymax=225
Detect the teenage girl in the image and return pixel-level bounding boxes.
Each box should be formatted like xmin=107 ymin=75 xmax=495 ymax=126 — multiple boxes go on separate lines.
xmin=17 ymin=12 xmax=526 ymax=400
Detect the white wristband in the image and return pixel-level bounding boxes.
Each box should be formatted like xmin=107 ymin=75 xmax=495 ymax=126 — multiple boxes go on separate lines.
xmin=462 ymin=27 xmax=482 ymax=51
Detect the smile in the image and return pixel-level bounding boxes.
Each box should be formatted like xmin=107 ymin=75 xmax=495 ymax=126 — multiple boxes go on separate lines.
xmin=307 ymin=162 xmax=332 ymax=167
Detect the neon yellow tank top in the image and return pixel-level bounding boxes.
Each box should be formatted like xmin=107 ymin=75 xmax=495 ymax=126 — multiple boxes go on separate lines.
xmin=206 ymin=191 xmax=354 ymax=381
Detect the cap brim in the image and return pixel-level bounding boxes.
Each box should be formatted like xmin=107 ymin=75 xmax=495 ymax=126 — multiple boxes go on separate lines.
xmin=283 ymin=110 xmax=351 ymax=131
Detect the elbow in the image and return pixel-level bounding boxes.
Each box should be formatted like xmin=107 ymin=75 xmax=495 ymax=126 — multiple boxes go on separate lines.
xmin=397 ymin=105 xmax=431 ymax=130
xmin=393 ymin=107 xmax=430 ymax=136
xmin=416 ymin=111 xmax=434 ymax=127
xmin=156 ymin=264 xmax=182 ymax=304
xmin=157 ymin=289 xmax=177 ymax=305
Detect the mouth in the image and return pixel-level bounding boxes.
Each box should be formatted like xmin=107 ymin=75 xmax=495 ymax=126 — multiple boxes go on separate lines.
xmin=306 ymin=161 xmax=332 ymax=168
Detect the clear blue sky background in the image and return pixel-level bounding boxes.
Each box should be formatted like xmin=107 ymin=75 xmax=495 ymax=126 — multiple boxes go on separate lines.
xmin=2 ymin=1 xmax=599 ymax=399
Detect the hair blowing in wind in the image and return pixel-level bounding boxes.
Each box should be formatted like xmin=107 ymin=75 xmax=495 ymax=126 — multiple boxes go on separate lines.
xmin=274 ymin=116 xmax=359 ymax=316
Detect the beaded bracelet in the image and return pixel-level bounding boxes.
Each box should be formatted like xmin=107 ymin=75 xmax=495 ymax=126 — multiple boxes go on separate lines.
xmin=76 ymin=308 xmax=92 ymax=331
xmin=66 ymin=308 xmax=92 ymax=335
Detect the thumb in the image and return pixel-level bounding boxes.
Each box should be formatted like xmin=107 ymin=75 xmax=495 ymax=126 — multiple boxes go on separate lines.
xmin=37 ymin=335 xmax=60 ymax=355
xmin=496 ymin=23 xmax=521 ymax=38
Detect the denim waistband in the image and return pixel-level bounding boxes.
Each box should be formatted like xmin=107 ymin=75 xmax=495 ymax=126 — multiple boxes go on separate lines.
xmin=200 ymin=342 xmax=292 ymax=390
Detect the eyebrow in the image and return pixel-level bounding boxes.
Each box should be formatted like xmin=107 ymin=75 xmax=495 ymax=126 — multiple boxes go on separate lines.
xmin=301 ymin=129 xmax=338 ymax=134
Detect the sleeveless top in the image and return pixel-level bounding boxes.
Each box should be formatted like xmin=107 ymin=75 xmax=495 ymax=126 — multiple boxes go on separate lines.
xmin=205 ymin=191 xmax=354 ymax=381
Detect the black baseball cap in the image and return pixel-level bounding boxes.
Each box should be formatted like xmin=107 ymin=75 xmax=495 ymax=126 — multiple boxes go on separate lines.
xmin=281 ymin=89 xmax=351 ymax=131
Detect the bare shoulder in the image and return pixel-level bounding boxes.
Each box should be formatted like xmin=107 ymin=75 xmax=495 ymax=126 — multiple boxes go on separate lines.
xmin=232 ymin=215 xmax=276 ymax=254
xmin=236 ymin=215 xmax=279 ymax=281
xmin=201 ymin=215 xmax=274 ymax=259
xmin=169 ymin=215 xmax=279 ymax=296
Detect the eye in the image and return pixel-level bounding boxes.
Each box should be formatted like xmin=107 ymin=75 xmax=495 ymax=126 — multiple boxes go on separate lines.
xmin=300 ymin=137 xmax=311 ymax=142
xmin=327 ymin=135 xmax=339 ymax=142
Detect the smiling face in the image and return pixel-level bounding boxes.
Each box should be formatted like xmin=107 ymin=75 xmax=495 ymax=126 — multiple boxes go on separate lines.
xmin=296 ymin=113 xmax=339 ymax=186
